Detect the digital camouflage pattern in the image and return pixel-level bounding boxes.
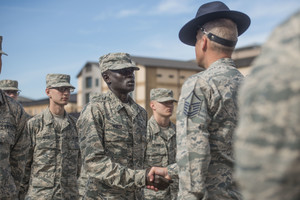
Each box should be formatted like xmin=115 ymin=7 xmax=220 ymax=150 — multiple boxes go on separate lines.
xmin=144 ymin=116 xmax=178 ymax=200
xmin=20 ymin=107 xmax=80 ymax=199
xmin=150 ymin=88 xmax=177 ymax=102
xmin=99 ymin=52 xmax=139 ymax=73
xmin=176 ymin=58 xmax=243 ymax=200
xmin=0 ymin=90 xmax=30 ymax=199
xmin=77 ymin=90 xmax=147 ymax=200
xmin=234 ymin=10 xmax=300 ymax=200
xmin=0 ymin=80 xmax=20 ymax=91
xmin=46 ymin=73 xmax=75 ymax=89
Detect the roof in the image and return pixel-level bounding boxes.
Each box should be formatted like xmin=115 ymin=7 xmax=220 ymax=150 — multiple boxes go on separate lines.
xmin=18 ymin=96 xmax=33 ymax=103
xmin=21 ymin=93 xmax=77 ymax=107
xmin=76 ymin=56 xmax=203 ymax=77
xmin=234 ymin=56 xmax=257 ymax=68
xmin=234 ymin=44 xmax=261 ymax=52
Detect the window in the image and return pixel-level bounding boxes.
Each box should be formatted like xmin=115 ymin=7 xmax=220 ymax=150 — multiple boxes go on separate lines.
xmin=95 ymin=78 xmax=99 ymax=87
xmin=86 ymin=65 xmax=92 ymax=72
xmin=169 ymin=75 xmax=174 ymax=78
xmin=85 ymin=93 xmax=90 ymax=104
xmin=86 ymin=77 xmax=92 ymax=88
xmin=156 ymin=74 xmax=162 ymax=77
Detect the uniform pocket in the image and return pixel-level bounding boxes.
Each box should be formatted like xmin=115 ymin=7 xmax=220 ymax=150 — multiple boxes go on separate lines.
xmin=31 ymin=170 xmax=55 ymax=188
xmin=145 ymin=141 xmax=168 ymax=167
xmin=0 ymin=124 xmax=16 ymax=145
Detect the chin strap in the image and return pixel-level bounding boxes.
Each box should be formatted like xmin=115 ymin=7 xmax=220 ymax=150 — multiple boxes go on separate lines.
xmin=200 ymin=27 xmax=237 ymax=47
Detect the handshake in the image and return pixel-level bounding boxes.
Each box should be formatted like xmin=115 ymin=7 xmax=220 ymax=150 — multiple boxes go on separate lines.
xmin=145 ymin=167 xmax=173 ymax=191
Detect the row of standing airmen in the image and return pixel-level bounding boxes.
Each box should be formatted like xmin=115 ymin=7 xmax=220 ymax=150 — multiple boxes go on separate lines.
xmin=1 ymin=1 xmax=299 ymax=200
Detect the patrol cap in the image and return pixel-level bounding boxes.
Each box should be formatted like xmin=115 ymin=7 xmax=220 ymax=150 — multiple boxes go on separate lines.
xmin=0 ymin=36 xmax=8 ymax=56
xmin=99 ymin=52 xmax=139 ymax=74
xmin=150 ymin=88 xmax=177 ymax=102
xmin=46 ymin=73 xmax=75 ymax=89
xmin=0 ymin=80 xmax=20 ymax=91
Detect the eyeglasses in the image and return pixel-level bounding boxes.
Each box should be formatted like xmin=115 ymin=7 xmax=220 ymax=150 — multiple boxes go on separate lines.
xmin=5 ymin=90 xmax=20 ymax=95
xmin=49 ymin=87 xmax=74 ymax=93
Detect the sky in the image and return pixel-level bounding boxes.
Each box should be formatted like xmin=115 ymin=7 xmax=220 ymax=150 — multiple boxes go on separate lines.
xmin=1 ymin=0 xmax=300 ymax=100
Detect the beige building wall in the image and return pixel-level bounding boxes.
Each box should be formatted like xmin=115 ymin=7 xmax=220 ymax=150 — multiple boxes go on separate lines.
xmin=77 ymin=63 xmax=102 ymax=111
xmin=24 ymin=102 xmax=77 ymax=116
xmin=238 ymin=67 xmax=252 ymax=76
xmin=77 ymin=76 xmax=83 ymax=111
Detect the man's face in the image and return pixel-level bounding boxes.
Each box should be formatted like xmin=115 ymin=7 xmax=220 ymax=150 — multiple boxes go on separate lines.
xmin=4 ymin=90 xmax=19 ymax=100
xmin=105 ymin=68 xmax=136 ymax=95
xmin=46 ymin=87 xmax=72 ymax=106
xmin=151 ymin=100 xmax=174 ymax=118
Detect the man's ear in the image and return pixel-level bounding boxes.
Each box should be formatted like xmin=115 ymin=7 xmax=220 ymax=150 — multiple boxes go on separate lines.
xmin=201 ymin=36 xmax=208 ymax=51
xmin=102 ymin=72 xmax=111 ymax=85
xmin=45 ymin=88 xmax=51 ymax=98
xmin=150 ymin=101 xmax=156 ymax=110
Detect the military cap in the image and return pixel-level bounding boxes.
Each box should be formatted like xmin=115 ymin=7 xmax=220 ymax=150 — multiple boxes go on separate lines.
xmin=0 ymin=80 xmax=20 ymax=91
xmin=150 ymin=88 xmax=177 ymax=102
xmin=46 ymin=73 xmax=75 ymax=89
xmin=99 ymin=52 xmax=139 ymax=73
xmin=0 ymin=36 xmax=8 ymax=56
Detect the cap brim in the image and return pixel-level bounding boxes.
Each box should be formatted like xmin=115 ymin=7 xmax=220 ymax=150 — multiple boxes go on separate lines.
xmin=49 ymin=83 xmax=75 ymax=89
xmin=110 ymin=64 xmax=140 ymax=71
xmin=179 ymin=10 xmax=251 ymax=46
xmin=0 ymin=50 xmax=8 ymax=56
xmin=1 ymin=87 xmax=20 ymax=91
xmin=156 ymin=97 xmax=178 ymax=103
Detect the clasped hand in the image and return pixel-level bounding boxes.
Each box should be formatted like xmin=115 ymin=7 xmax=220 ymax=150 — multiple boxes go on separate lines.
xmin=145 ymin=167 xmax=173 ymax=191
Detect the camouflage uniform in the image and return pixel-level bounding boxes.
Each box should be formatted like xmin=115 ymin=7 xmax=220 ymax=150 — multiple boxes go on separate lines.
xmin=144 ymin=116 xmax=177 ymax=200
xmin=234 ymin=10 xmax=300 ymax=200
xmin=0 ymin=89 xmax=30 ymax=199
xmin=77 ymin=90 xmax=147 ymax=200
xmin=20 ymin=74 xmax=80 ymax=200
xmin=176 ymin=58 xmax=243 ymax=199
xmin=21 ymin=107 xmax=80 ymax=200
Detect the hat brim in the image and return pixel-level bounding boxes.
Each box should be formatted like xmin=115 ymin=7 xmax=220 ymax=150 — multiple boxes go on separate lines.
xmin=156 ymin=97 xmax=178 ymax=103
xmin=110 ymin=64 xmax=140 ymax=71
xmin=179 ymin=10 xmax=251 ymax=46
xmin=0 ymin=50 xmax=8 ymax=56
xmin=49 ymin=83 xmax=75 ymax=89
xmin=1 ymin=87 xmax=20 ymax=91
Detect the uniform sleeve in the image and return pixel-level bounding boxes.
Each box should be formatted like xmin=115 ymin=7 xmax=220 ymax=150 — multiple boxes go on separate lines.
xmin=77 ymin=103 xmax=146 ymax=191
xmin=166 ymin=163 xmax=178 ymax=179
xmin=176 ymin=79 xmax=211 ymax=200
xmin=19 ymin=120 xmax=35 ymax=199
xmin=77 ymin=149 xmax=82 ymax=179
xmin=10 ymin=104 xmax=30 ymax=195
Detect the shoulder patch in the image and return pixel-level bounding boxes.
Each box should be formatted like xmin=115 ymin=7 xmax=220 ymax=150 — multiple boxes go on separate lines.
xmin=183 ymin=91 xmax=202 ymax=118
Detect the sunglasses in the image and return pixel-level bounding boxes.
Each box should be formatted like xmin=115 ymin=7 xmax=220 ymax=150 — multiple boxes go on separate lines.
xmin=4 ymin=90 xmax=20 ymax=95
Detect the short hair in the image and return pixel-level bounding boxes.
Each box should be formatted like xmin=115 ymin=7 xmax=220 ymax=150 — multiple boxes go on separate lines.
xmin=200 ymin=18 xmax=238 ymax=54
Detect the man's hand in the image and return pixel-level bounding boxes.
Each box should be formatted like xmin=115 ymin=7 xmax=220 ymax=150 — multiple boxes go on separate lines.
xmin=145 ymin=167 xmax=173 ymax=191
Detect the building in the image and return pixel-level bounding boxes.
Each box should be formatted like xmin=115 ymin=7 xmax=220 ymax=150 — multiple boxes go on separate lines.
xmin=21 ymin=93 xmax=78 ymax=117
xmin=232 ymin=44 xmax=261 ymax=75
xmin=20 ymin=44 xmax=261 ymax=119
